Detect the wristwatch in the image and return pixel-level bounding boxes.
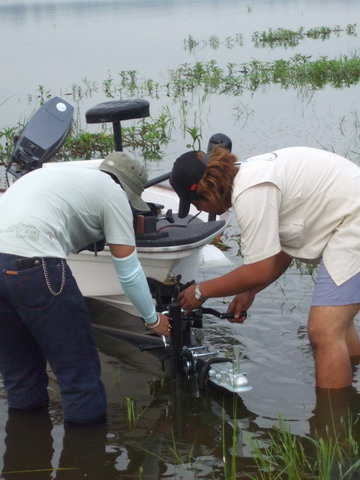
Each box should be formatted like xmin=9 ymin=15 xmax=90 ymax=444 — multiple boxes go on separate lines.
xmin=194 ymin=283 xmax=205 ymax=302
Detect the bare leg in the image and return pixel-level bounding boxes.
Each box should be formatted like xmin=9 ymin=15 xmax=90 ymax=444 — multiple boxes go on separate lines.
xmin=307 ymin=304 xmax=360 ymax=389
xmin=345 ymin=321 xmax=360 ymax=357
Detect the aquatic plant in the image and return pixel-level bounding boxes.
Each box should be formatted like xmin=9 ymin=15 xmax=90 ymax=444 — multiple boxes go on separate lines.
xmin=167 ymin=53 xmax=360 ymax=96
xmin=27 ymin=84 xmax=53 ymax=105
xmin=127 ymin=398 xmax=360 ymax=480
xmin=185 ymin=125 xmax=202 ymax=150
xmin=2 ymin=24 xmax=360 ymax=164
xmin=124 ymin=110 xmax=174 ymax=160
xmin=124 ymin=396 xmax=137 ymax=427
xmin=184 ymin=33 xmax=244 ymax=53
xmin=292 ymin=259 xmax=318 ymax=280
xmin=0 ymin=126 xmax=20 ymax=164
xmin=123 ymin=396 xmax=152 ymax=429
xmin=244 ymin=414 xmax=360 ymax=480
xmin=211 ymin=234 xmax=232 ymax=252
xmin=184 ymin=24 xmax=356 ymax=52
xmin=253 ymin=24 xmax=357 ymax=48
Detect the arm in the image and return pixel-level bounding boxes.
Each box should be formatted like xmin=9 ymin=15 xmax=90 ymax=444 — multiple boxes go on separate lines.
xmin=178 ymin=251 xmax=292 ymax=313
xmin=109 ymin=244 xmax=169 ymax=336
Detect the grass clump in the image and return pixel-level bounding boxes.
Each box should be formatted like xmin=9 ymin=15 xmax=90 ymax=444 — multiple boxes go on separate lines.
xmin=167 ymin=53 xmax=360 ymax=97
xmin=184 ymin=24 xmax=357 ymax=51
xmin=253 ymin=24 xmax=357 ymax=48
xmin=0 ymin=109 xmax=174 ymax=164
xmin=244 ymin=415 xmax=360 ymax=480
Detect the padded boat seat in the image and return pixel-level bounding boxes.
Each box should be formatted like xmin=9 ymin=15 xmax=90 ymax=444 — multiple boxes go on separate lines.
xmin=86 ymin=99 xmax=150 ymax=124
xmin=136 ymin=214 xmax=225 ymax=248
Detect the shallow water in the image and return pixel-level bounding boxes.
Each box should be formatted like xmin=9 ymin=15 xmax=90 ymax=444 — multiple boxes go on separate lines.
xmin=1 ymin=0 xmax=360 ymax=477
xmin=0 ymin=239 xmax=359 ymax=478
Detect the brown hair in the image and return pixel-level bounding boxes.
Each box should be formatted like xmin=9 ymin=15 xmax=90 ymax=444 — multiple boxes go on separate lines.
xmin=195 ymin=146 xmax=239 ymax=209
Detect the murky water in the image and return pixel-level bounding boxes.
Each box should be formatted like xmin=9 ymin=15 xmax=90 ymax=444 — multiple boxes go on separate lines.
xmin=1 ymin=0 xmax=360 ymax=477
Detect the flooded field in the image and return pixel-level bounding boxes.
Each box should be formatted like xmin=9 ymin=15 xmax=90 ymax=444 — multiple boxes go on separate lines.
xmin=0 ymin=0 xmax=360 ymax=477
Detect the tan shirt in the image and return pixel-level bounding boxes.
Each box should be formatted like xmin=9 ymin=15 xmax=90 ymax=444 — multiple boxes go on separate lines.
xmin=231 ymin=147 xmax=360 ymax=286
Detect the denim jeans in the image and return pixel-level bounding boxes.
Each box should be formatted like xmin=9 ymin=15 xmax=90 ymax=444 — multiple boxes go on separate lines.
xmin=0 ymin=253 xmax=106 ymax=423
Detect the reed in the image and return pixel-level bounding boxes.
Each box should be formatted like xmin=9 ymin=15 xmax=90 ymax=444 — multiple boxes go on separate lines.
xmin=124 ymin=396 xmax=151 ymax=429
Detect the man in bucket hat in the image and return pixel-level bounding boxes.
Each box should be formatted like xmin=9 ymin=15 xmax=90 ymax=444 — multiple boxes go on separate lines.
xmin=0 ymin=152 xmax=169 ymax=423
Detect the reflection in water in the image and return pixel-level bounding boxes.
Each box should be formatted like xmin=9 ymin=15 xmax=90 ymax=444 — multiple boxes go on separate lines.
xmin=309 ymin=386 xmax=360 ymax=440
xmin=0 ymin=0 xmax=244 ymax=23
xmin=1 ymin=408 xmax=110 ymax=480
xmin=2 ymin=408 xmax=54 ymax=480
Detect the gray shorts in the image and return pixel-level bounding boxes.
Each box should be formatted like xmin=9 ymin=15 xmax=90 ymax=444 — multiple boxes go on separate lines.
xmin=312 ymin=261 xmax=360 ymax=306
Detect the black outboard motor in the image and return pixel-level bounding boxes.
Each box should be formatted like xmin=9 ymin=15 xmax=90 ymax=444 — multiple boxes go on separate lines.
xmin=6 ymin=97 xmax=74 ymax=178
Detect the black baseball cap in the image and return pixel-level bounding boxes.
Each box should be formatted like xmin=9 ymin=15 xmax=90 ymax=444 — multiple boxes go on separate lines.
xmin=169 ymin=150 xmax=206 ymax=218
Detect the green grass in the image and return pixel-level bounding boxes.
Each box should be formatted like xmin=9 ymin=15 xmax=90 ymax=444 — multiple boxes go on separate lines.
xmin=244 ymin=415 xmax=360 ymax=480
xmin=184 ymin=24 xmax=357 ymax=51
xmin=0 ymin=108 xmax=174 ymax=164
xmin=253 ymin=24 xmax=357 ymax=48
xmin=167 ymin=53 xmax=360 ymax=96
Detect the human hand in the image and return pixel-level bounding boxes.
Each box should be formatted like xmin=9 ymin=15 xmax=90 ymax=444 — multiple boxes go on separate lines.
xmin=178 ymin=284 xmax=204 ymax=315
xmin=227 ymin=291 xmax=256 ymax=323
xmin=145 ymin=312 xmax=171 ymax=336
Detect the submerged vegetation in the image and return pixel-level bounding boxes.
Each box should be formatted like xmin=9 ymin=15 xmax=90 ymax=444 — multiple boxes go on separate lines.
xmin=1 ymin=23 xmax=359 ymax=162
xmin=2 ymin=50 xmax=360 ymax=163
xmin=167 ymin=53 xmax=360 ymax=97
xmin=0 ymin=108 xmax=174 ymax=163
xmin=244 ymin=415 xmax=360 ymax=480
xmin=61 ymin=109 xmax=173 ymax=161
xmin=184 ymin=24 xmax=357 ymax=51
xmin=123 ymin=388 xmax=360 ymax=480
xmin=62 ymin=50 xmax=360 ymax=102
xmin=253 ymin=24 xmax=357 ymax=48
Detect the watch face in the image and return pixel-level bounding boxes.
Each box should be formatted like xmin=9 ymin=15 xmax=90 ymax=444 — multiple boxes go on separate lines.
xmin=194 ymin=285 xmax=201 ymax=300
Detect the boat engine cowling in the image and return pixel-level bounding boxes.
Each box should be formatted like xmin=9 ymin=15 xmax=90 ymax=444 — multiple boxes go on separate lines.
xmin=7 ymin=97 xmax=74 ymax=178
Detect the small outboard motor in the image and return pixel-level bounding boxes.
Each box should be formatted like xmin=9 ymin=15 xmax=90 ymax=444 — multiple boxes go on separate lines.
xmin=6 ymin=96 xmax=74 ymax=178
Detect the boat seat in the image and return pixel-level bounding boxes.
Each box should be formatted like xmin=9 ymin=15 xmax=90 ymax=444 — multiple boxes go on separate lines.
xmin=86 ymin=99 xmax=150 ymax=151
xmin=136 ymin=215 xmax=226 ymax=247
xmin=86 ymin=99 xmax=150 ymax=124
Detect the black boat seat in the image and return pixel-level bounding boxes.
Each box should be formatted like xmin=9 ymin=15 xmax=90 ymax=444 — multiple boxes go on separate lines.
xmin=86 ymin=99 xmax=150 ymax=124
xmin=85 ymin=98 xmax=150 ymax=151
xmin=136 ymin=215 xmax=226 ymax=248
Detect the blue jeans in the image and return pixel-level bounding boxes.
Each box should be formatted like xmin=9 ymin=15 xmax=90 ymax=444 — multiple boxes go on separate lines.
xmin=0 ymin=253 xmax=106 ymax=423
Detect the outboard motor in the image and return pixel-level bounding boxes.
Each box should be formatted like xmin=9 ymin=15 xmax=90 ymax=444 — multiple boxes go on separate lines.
xmin=6 ymin=97 xmax=74 ymax=178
